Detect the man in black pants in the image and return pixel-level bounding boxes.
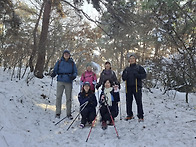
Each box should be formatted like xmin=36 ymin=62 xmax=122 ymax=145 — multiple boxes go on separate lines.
xmin=122 ymin=53 xmax=146 ymax=122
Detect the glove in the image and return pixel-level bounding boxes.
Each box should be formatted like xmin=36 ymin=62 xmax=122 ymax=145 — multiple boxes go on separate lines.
xmin=51 ymin=72 xmax=56 ymax=78
xmin=101 ymin=95 xmax=105 ymax=103
xmin=70 ymin=75 xmax=76 ymax=80
xmin=96 ymin=83 xmax=100 ymax=90
xmin=113 ymin=85 xmax=119 ymax=92
xmin=88 ymin=99 xmax=94 ymax=105
xmin=80 ymin=81 xmax=83 ymax=86
xmin=124 ymin=68 xmax=128 ymax=74
xmin=92 ymin=81 xmax=96 ymax=85
xmin=122 ymin=69 xmax=128 ymax=81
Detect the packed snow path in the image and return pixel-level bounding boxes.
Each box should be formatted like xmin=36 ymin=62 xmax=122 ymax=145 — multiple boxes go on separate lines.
xmin=0 ymin=70 xmax=195 ymax=147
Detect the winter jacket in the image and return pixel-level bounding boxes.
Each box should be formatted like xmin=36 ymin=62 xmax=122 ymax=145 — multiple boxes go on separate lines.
xmin=78 ymin=92 xmax=97 ymax=113
xmin=122 ymin=63 xmax=146 ymax=88
xmin=80 ymin=71 xmax=97 ymax=91
xmin=96 ymin=69 xmax=120 ymax=89
xmin=99 ymin=89 xmax=120 ymax=117
xmin=52 ymin=57 xmax=77 ymax=83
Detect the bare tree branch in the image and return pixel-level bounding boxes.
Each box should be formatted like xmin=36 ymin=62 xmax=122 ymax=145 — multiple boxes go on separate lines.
xmin=61 ymin=0 xmax=111 ymax=37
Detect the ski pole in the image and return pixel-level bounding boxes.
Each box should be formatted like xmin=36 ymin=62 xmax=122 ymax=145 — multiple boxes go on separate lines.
xmin=66 ymin=101 xmax=89 ymax=131
xmin=105 ymin=97 xmax=120 ymax=139
xmin=55 ymin=101 xmax=87 ymax=126
xmin=119 ymin=101 xmax=122 ymax=120
xmin=97 ymin=88 xmax=99 ymax=100
xmin=125 ymin=80 xmax=127 ymax=94
xmin=45 ymin=78 xmax=53 ymax=111
xmin=136 ymin=78 xmax=138 ymax=93
xmin=86 ymin=105 xmax=101 ymax=142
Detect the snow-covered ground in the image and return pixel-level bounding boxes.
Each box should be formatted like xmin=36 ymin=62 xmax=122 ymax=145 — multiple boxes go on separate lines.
xmin=0 ymin=68 xmax=195 ymax=147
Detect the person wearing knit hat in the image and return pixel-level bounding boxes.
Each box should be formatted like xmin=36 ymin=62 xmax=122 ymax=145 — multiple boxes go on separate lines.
xmin=86 ymin=63 xmax=92 ymax=67
xmin=51 ymin=49 xmax=77 ymax=120
xmin=129 ymin=53 xmax=137 ymax=59
xmin=63 ymin=50 xmax=70 ymax=55
xmin=122 ymin=53 xmax=146 ymax=122
xmin=80 ymin=62 xmax=97 ymax=92
xmin=83 ymin=81 xmax=91 ymax=87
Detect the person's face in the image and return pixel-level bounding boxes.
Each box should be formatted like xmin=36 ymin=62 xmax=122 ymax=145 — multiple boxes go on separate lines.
xmin=64 ymin=53 xmax=70 ymax=60
xmin=86 ymin=66 xmax=92 ymax=71
xmin=84 ymin=85 xmax=90 ymax=92
xmin=129 ymin=56 xmax=136 ymax=64
xmin=104 ymin=80 xmax=111 ymax=88
xmin=105 ymin=63 xmax=111 ymax=70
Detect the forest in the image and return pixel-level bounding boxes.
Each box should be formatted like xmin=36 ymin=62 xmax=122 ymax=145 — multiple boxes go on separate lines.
xmin=0 ymin=0 xmax=195 ymax=102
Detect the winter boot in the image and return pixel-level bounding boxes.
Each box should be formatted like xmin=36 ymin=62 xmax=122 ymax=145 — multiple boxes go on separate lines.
xmin=55 ymin=114 xmax=60 ymax=119
xmin=106 ymin=120 xmax=113 ymax=126
xmin=138 ymin=118 xmax=144 ymax=122
xmin=67 ymin=115 xmax=73 ymax=120
xmin=79 ymin=124 xmax=85 ymax=129
xmin=125 ymin=116 xmax=134 ymax=121
xmin=102 ymin=121 xmax=107 ymax=130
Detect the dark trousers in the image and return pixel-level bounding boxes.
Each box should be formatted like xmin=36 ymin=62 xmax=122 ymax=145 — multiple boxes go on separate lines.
xmin=81 ymin=107 xmax=96 ymax=125
xmin=126 ymin=86 xmax=144 ymax=119
xmin=100 ymin=105 xmax=116 ymax=122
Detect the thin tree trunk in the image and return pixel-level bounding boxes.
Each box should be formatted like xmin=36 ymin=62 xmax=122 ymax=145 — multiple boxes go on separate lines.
xmin=34 ymin=0 xmax=52 ymax=78
xmin=29 ymin=2 xmax=45 ymax=72
xmin=119 ymin=48 xmax=124 ymax=83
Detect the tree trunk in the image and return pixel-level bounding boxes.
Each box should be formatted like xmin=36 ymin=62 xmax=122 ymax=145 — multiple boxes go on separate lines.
xmin=34 ymin=0 xmax=52 ymax=78
xmin=118 ymin=48 xmax=124 ymax=83
xmin=29 ymin=2 xmax=45 ymax=72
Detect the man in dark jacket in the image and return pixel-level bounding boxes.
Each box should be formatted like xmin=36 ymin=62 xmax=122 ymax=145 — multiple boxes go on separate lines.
xmin=51 ymin=50 xmax=77 ymax=119
xmin=122 ymin=53 xmax=146 ymax=122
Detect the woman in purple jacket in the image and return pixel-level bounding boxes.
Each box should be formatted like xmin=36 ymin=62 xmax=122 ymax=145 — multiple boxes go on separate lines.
xmin=96 ymin=61 xmax=120 ymax=90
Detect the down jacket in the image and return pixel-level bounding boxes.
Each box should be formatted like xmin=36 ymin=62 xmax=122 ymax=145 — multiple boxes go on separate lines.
xmin=52 ymin=57 xmax=77 ymax=83
xmin=122 ymin=63 xmax=146 ymax=88
xmin=78 ymin=92 xmax=97 ymax=113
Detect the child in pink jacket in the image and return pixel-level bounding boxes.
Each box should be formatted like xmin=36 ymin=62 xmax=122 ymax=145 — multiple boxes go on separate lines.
xmin=80 ymin=63 xmax=97 ymax=92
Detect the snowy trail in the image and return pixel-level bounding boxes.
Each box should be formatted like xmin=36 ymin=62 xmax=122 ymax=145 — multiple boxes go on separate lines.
xmin=0 ymin=70 xmax=195 ymax=147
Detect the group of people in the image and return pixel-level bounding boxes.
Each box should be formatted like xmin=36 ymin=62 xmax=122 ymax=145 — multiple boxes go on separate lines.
xmin=51 ymin=50 xmax=147 ymax=129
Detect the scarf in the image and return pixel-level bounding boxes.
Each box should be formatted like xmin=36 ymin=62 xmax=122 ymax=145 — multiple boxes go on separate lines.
xmin=104 ymin=87 xmax=113 ymax=106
